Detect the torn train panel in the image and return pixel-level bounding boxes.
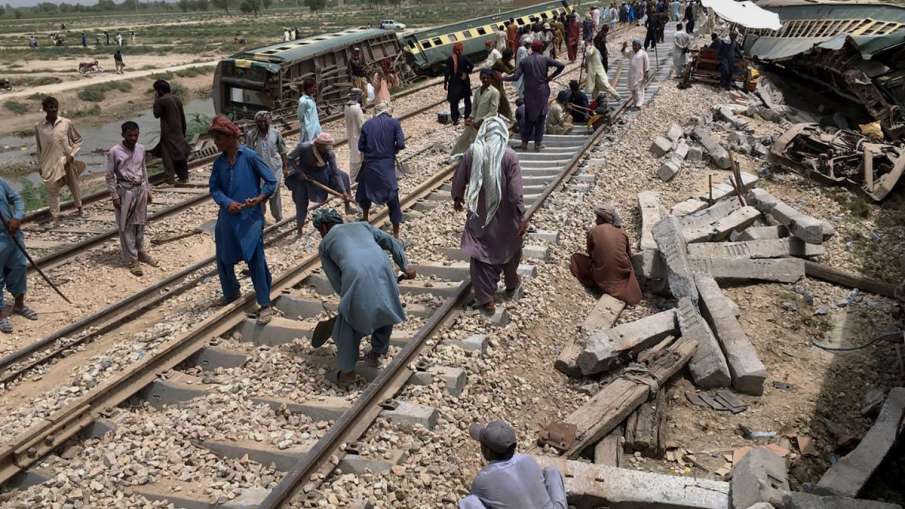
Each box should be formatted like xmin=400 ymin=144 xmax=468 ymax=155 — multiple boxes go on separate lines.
xmin=770 ymin=123 xmax=905 ymax=201
xmin=743 ymin=0 xmax=905 ymax=139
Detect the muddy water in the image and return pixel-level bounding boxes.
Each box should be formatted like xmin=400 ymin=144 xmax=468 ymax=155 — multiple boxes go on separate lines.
xmin=0 ymin=98 xmax=214 ymax=195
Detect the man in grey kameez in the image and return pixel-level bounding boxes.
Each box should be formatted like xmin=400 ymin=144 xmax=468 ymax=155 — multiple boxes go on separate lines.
xmin=452 ymin=117 xmax=526 ymax=315
xmin=106 ymin=121 xmax=157 ymax=276
xmin=451 ymin=69 xmax=501 ymax=159
xmin=459 ymin=420 xmax=567 ymax=509
xmin=312 ymin=208 xmax=416 ymax=387
xmin=245 ymin=110 xmax=288 ymax=222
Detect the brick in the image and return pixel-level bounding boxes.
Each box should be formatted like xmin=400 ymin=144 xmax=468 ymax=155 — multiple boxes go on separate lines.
xmin=683 ymin=206 xmax=760 ymax=243
xmin=694 ymin=274 xmax=766 ymax=395
xmin=816 ymin=388 xmax=905 ymax=497
xmin=577 ymin=309 xmax=679 ymax=376
xmin=671 ymin=198 xmax=708 ymax=217
xmin=652 ymin=217 xmax=698 ymax=303
xmin=731 ymin=447 xmax=789 ymax=509
xmin=638 ymin=191 xmax=662 ymax=251
xmin=651 ymin=136 xmax=673 ymax=157
xmin=689 ymin=258 xmax=805 ymax=284
xmin=657 ymin=154 xmax=683 ymax=182
xmin=677 ymin=298 xmax=731 ymax=388
xmin=666 ymin=122 xmax=684 ymax=142
xmin=692 ymin=127 xmax=731 ymax=169
xmin=686 ymin=146 xmax=704 ymax=161
xmin=686 ymin=238 xmax=825 ymax=260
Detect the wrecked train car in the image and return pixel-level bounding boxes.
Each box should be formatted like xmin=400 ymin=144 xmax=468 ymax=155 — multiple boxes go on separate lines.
xmin=212 ymin=27 xmax=405 ymax=120
xmin=744 ymin=0 xmax=905 ymax=140
xmin=770 ymin=123 xmax=905 ymax=201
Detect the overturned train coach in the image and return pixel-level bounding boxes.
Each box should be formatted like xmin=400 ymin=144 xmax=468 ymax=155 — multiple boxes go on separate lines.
xmin=743 ymin=0 xmax=905 ymax=140
xmin=212 ymin=1 xmax=574 ymax=119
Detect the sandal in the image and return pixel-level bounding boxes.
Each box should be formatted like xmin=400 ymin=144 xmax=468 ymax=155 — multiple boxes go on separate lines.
xmin=0 ymin=318 xmax=12 ymax=334
xmin=13 ymin=306 xmax=38 ymax=321
xmin=256 ymin=305 xmax=273 ymax=325
xmin=328 ymin=370 xmax=357 ymax=388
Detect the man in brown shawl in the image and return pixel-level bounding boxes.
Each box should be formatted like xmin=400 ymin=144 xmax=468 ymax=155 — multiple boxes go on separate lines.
xmin=151 ymin=79 xmax=191 ymax=185
xmin=570 ymin=204 xmax=642 ymax=305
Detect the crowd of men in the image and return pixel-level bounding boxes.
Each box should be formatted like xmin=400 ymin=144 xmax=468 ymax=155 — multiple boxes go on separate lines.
xmin=28 ymin=29 xmax=135 ymax=48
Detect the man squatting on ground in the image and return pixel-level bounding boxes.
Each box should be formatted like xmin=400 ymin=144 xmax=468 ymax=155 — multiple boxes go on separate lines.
xmin=570 ymin=204 xmax=642 ymax=305
xmin=311 ymin=207 xmax=416 ymax=387
xmin=106 ymin=121 xmax=158 ymax=277
xmin=0 ymin=178 xmax=38 ymax=334
xmin=207 ymin=115 xmax=277 ymax=325
xmin=35 ymin=96 xmax=83 ymax=223
xmin=460 ymin=420 xmax=567 ymax=508
xmin=286 ymin=132 xmax=353 ymax=236
xmin=452 ymin=116 xmax=527 ymax=316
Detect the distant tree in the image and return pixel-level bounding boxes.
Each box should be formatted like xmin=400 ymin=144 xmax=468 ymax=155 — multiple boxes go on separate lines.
xmin=261 ymin=0 xmax=272 ymax=9
xmin=212 ymin=0 xmax=231 ymax=13
xmin=179 ymin=0 xmax=190 ymax=11
xmin=194 ymin=0 xmax=210 ymax=10
xmin=304 ymin=0 xmax=326 ymax=12
xmin=14 ymin=8 xmax=21 ymax=18
xmin=0 ymin=6 xmax=5 ymax=16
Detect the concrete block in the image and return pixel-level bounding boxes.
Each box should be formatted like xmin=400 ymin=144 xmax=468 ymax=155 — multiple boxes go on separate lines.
xmin=658 ymin=154 xmax=683 ymax=182
xmin=684 ymin=206 xmax=760 ymax=243
xmin=238 ymin=316 xmax=309 ymax=347
xmin=695 ymin=274 xmax=766 ymax=395
xmin=731 ymin=447 xmax=789 ymax=509
xmin=577 ymin=309 xmax=679 ymax=376
xmin=652 ymin=216 xmax=698 ymax=303
xmin=687 ymin=238 xmax=824 ymax=260
xmin=714 ymin=104 xmax=751 ymax=131
xmin=689 ymin=257 xmax=805 ymax=284
xmin=673 ymin=141 xmax=690 ymax=160
xmin=816 ymin=388 xmax=905 ymax=497
xmin=666 ymin=123 xmax=684 ymax=142
xmin=427 ymin=366 xmax=467 ymax=396
xmin=6 ymin=468 xmax=54 ymax=490
xmin=680 ymin=199 xmax=742 ymax=230
xmin=671 ymin=198 xmax=708 ymax=217
xmin=581 ymin=294 xmax=627 ymax=334
xmin=687 ymin=146 xmax=704 ymax=161
xmin=222 ymin=488 xmax=271 ymax=509
xmin=273 ymin=294 xmax=325 ymax=319
xmin=678 ymin=298 xmax=731 ymax=389
xmin=783 ymin=491 xmax=903 ymax=509
xmin=651 ymin=136 xmax=673 ymax=157
xmin=771 ymin=202 xmax=824 ymax=244
xmin=527 ymin=230 xmax=560 ymax=243
xmin=638 ymin=191 xmax=662 ymax=251
xmin=747 ymin=188 xmax=779 ymax=213
xmin=693 ymin=127 xmax=731 ymax=169
xmin=380 ymin=401 xmax=438 ymax=430
xmin=187 ymin=346 xmax=250 ymax=371
xmin=448 ymin=334 xmax=488 ymax=356
xmin=339 ymin=451 xmax=403 ymax=474
xmin=631 ymin=249 xmax=667 ymax=287
xmin=533 ymin=455 xmax=730 ymax=509
xmin=523 ymin=244 xmax=550 ymax=261
xmin=731 ymin=225 xmax=787 ymax=242
xmin=202 ymin=439 xmax=312 ymax=471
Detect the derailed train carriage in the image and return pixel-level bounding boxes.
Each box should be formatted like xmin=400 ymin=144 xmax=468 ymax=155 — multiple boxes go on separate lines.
xmin=212 ymin=1 xmax=575 ymax=119
xmin=212 ymin=27 xmax=405 ymax=121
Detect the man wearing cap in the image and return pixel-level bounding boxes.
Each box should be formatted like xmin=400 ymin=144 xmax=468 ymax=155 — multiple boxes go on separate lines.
xmin=502 ymin=40 xmax=565 ymax=152
xmin=621 ymin=38 xmax=650 ymax=109
xmin=286 ymin=133 xmax=353 ymax=236
xmin=208 ymin=115 xmax=278 ymax=324
xmin=445 ymin=42 xmax=474 ymax=126
xmin=297 ymin=78 xmax=321 ymax=143
xmin=569 ymin=204 xmax=642 ymax=305
xmin=451 ymin=68 xmax=500 ymax=159
xmin=452 ymin=117 xmax=526 ymax=316
xmin=311 ymin=207 xmax=416 ymax=387
xmin=151 ymin=80 xmax=191 ymax=185
xmin=546 ymin=91 xmax=573 ymax=135
xmin=245 ymin=110 xmax=288 ymax=223
xmin=460 ymin=420 xmax=567 ymax=509
xmin=344 ymin=88 xmax=367 ymax=179
xmin=357 ymin=102 xmax=405 ymax=238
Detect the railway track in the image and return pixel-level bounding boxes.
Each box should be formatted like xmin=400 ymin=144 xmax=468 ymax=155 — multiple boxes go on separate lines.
xmin=0 ymin=26 xmax=676 ymax=508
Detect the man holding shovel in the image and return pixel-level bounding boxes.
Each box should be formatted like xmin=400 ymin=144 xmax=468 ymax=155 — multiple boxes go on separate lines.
xmin=286 ymin=133 xmax=353 ymax=237
xmin=0 ymin=178 xmax=38 ymax=333
xmin=310 ymin=208 xmax=415 ymax=387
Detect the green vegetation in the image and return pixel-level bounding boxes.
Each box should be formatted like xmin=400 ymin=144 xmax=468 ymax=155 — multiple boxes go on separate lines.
xmin=186 ymin=112 xmax=212 ymax=140
xmin=77 ymin=81 xmax=133 ymax=102
xmin=174 ymin=66 xmax=207 ymax=78
xmin=70 ymin=104 xmax=102 ymax=118
xmin=4 ymin=100 xmax=28 ymax=114
xmin=19 ymin=179 xmax=49 ymax=212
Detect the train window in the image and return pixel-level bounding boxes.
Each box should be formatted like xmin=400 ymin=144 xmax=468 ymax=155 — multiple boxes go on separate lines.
xmin=463 ymin=30 xmax=473 ymax=38
xmin=433 ymin=37 xmax=442 ymax=46
xmin=422 ymin=40 xmax=432 ymax=48
xmin=477 ymin=27 xmax=487 ymax=35
xmin=516 ymin=18 xmax=525 ymax=25
xmin=540 ymin=12 xmax=548 ymax=19
xmin=449 ymin=33 xmax=458 ymax=42
xmin=407 ymin=40 xmax=417 ymax=48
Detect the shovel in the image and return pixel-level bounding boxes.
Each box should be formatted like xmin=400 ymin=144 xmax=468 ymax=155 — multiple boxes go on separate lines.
xmin=309 ymin=273 xmax=409 ymax=348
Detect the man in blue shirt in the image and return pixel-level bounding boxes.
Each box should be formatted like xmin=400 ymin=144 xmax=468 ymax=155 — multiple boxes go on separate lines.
xmin=356 ymin=102 xmax=406 ymax=238
xmin=297 ymin=78 xmax=321 ymax=143
xmin=0 ymin=179 xmax=37 ymax=334
xmin=207 ymin=115 xmax=277 ymax=324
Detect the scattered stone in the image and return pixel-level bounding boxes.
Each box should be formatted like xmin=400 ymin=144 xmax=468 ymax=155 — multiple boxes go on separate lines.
xmin=731 ymin=447 xmax=789 ymax=509
xmin=671 ymin=198 xmax=708 ymax=217
xmin=638 ymin=191 xmax=663 ymax=251
xmin=577 ymin=309 xmax=679 ymax=376
xmin=692 ymin=127 xmax=731 ymax=169
xmin=652 ymin=216 xmax=698 ymax=303
xmin=658 ymin=154 xmax=684 ymax=182
xmin=677 ymin=298 xmax=731 ymax=389
xmin=666 ymin=123 xmax=684 ymax=142
xmin=651 ymin=136 xmax=673 ymax=157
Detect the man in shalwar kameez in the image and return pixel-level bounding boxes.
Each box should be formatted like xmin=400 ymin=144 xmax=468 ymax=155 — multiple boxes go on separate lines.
xmin=356 ymin=102 xmax=405 ymax=238
xmin=506 ymin=19 xmax=519 ymax=52
xmin=514 ymin=40 xmax=530 ymax=101
xmin=286 ymin=133 xmax=352 ymax=236
xmin=672 ymin=23 xmax=690 ymax=76
xmin=503 ymin=40 xmax=565 ymax=152
xmin=451 ymin=69 xmax=500 ymax=158
xmin=0 ymin=178 xmax=38 ymax=334
xmin=445 ymin=42 xmax=474 ymax=126
xmin=451 ymin=117 xmax=526 ymax=316
xmin=490 ymin=49 xmax=515 ymax=122
xmin=565 ymin=12 xmax=580 ymax=61
xmin=343 ymin=88 xmax=367 ymax=179
xmin=312 ymin=208 xmax=415 ymax=387
xmin=569 ymin=205 xmax=642 ymax=305
xmin=35 ymin=96 xmax=83 ymax=224
xmin=622 ymin=38 xmax=650 ymax=109
xmin=245 ymin=110 xmax=288 ymax=223
xmin=208 ymin=115 xmax=277 ymax=324
xmin=297 ymin=78 xmax=321 ymax=143
xmin=106 ymin=121 xmax=157 ymax=277
xmin=151 ymin=80 xmax=191 ymax=185
xmin=585 ymin=41 xmax=621 ymax=101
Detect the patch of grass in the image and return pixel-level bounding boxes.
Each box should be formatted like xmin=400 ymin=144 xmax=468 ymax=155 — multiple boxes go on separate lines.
xmin=4 ymin=100 xmax=28 ymax=114
xmin=174 ymin=66 xmax=207 ymax=78
xmin=170 ymin=81 xmax=189 ymax=101
xmin=19 ymin=179 xmax=49 ymax=212
xmin=186 ymin=112 xmax=212 ymax=140
xmin=70 ymin=104 xmax=101 ymax=118
xmin=76 ymin=81 xmax=133 ymax=102
xmin=27 ymin=92 xmax=49 ymax=102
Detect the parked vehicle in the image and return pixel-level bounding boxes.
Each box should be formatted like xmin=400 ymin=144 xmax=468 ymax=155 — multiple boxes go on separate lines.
xmin=379 ymin=20 xmax=407 ymax=31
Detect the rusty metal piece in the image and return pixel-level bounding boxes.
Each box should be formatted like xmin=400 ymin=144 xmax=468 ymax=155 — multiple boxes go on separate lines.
xmin=379 ymin=399 xmax=400 ymax=411
xmin=538 ymin=422 xmax=578 ymax=452
xmin=770 ymin=123 xmax=905 ymax=201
